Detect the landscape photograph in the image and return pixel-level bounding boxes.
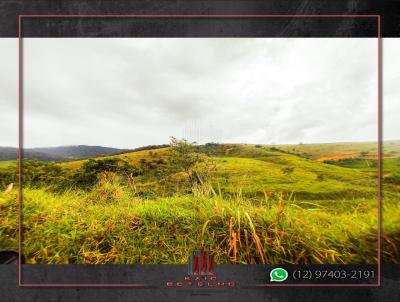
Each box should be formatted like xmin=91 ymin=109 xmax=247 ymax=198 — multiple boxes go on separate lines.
xmin=0 ymin=38 xmax=399 ymax=264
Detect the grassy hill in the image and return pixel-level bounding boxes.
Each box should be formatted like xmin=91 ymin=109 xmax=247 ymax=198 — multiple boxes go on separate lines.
xmin=0 ymin=141 xmax=399 ymax=264
xmin=61 ymin=143 xmax=383 ymax=200
xmin=276 ymin=140 xmax=400 ymax=160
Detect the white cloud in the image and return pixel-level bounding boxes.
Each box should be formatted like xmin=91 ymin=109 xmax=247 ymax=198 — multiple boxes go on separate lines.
xmin=0 ymin=37 xmax=396 ymax=148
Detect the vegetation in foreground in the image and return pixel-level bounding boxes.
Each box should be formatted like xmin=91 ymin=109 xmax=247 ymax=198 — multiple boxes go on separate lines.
xmin=0 ymin=139 xmax=399 ymax=264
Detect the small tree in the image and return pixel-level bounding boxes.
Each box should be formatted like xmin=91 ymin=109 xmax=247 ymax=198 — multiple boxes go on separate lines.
xmin=169 ymin=137 xmax=201 ymax=181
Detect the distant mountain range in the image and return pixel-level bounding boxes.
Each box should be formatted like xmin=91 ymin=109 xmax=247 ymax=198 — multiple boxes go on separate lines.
xmin=0 ymin=145 xmax=129 ymax=162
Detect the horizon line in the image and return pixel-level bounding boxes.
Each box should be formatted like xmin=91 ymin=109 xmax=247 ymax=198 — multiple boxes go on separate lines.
xmin=1 ymin=138 xmax=400 ymax=150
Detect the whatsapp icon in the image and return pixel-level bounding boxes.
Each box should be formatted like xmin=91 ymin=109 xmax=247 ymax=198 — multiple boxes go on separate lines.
xmin=270 ymin=268 xmax=288 ymax=282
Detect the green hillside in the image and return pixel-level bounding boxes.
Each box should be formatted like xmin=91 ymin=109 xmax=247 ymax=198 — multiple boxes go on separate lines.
xmin=62 ymin=143 xmax=382 ymax=200
xmin=276 ymin=140 xmax=400 ymax=160
xmin=0 ymin=160 xmax=16 ymax=168
xmin=0 ymin=141 xmax=399 ymax=264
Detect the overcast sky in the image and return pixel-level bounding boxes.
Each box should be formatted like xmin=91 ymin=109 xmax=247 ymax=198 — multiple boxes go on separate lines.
xmin=0 ymin=38 xmax=398 ymax=149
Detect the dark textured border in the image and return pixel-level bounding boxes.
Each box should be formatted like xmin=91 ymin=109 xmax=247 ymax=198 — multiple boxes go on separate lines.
xmin=1 ymin=0 xmax=398 ymax=301
xmin=1 ymin=0 xmax=400 ymax=37
xmin=19 ymin=15 xmax=378 ymax=37
xmin=1 ymin=265 xmax=399 ymax=301
xmin=20 ymin=265 xmax=379 ymax=285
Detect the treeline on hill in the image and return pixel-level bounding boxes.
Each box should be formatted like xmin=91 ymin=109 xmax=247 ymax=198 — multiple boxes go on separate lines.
xmin=129 ymin=144 xmax=170 ymax=152
xmin=0 ymin=158 xmax=141 ymax=192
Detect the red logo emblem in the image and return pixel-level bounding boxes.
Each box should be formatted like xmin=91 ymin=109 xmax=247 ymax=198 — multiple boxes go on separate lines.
xmin=165 ymin=249 xmax=236 ymax=288
xmin=188 ymin=250 xmax=214 ymax=275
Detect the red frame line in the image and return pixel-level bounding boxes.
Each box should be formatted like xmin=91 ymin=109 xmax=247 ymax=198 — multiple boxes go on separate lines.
xmin=18 ymin=14 xmax=380 ymax=18
xmin=377 ymin=15 xmax=382 ymax=288
xmin=18 ymin=283 xmax=147 ymax=287
xmin=18 ymin=14 xmax=381 ymax=287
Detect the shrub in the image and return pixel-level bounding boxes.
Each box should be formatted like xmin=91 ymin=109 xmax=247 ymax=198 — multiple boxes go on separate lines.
xmin=0 ymin=163 xmax=18 ymax=189
xmin=20 ymin=160 xmax=66 ymax=189
xmin=384 ymin=173 xmax=400 ymax=185
xmin=156 ymin=159 xmax=166 ymax=165
xmin=68 ymin=158 xmax=142 ymax=190
xmin=281 ymin=167 xmax=294 ymax=174
xmin=10 ymin=158 xmax=142 ymax=192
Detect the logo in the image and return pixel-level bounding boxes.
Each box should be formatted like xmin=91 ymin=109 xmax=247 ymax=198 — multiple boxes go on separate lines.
xmin=270 ymin=268 xmax=288 ymax=282
xmin=165 ymin=250 xmax=236 ymax=288
xmin=188 ymin=249 xmax=214 ymax=275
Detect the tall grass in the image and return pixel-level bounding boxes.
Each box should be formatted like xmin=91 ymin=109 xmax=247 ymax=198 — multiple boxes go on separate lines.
xmin=1 ymin=176 xmax=398 ymax=264
xmin=1 ymin=140 xmax=399 ymax=264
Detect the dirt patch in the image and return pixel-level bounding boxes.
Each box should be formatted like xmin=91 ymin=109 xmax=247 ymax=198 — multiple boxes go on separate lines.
xmin=317 ymin=152 xmax=400 ymax=161
xmin=316 ymin=152 xmax=359 ymax=162
xmin=366 ymin=153 xmax=400 ymax=159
